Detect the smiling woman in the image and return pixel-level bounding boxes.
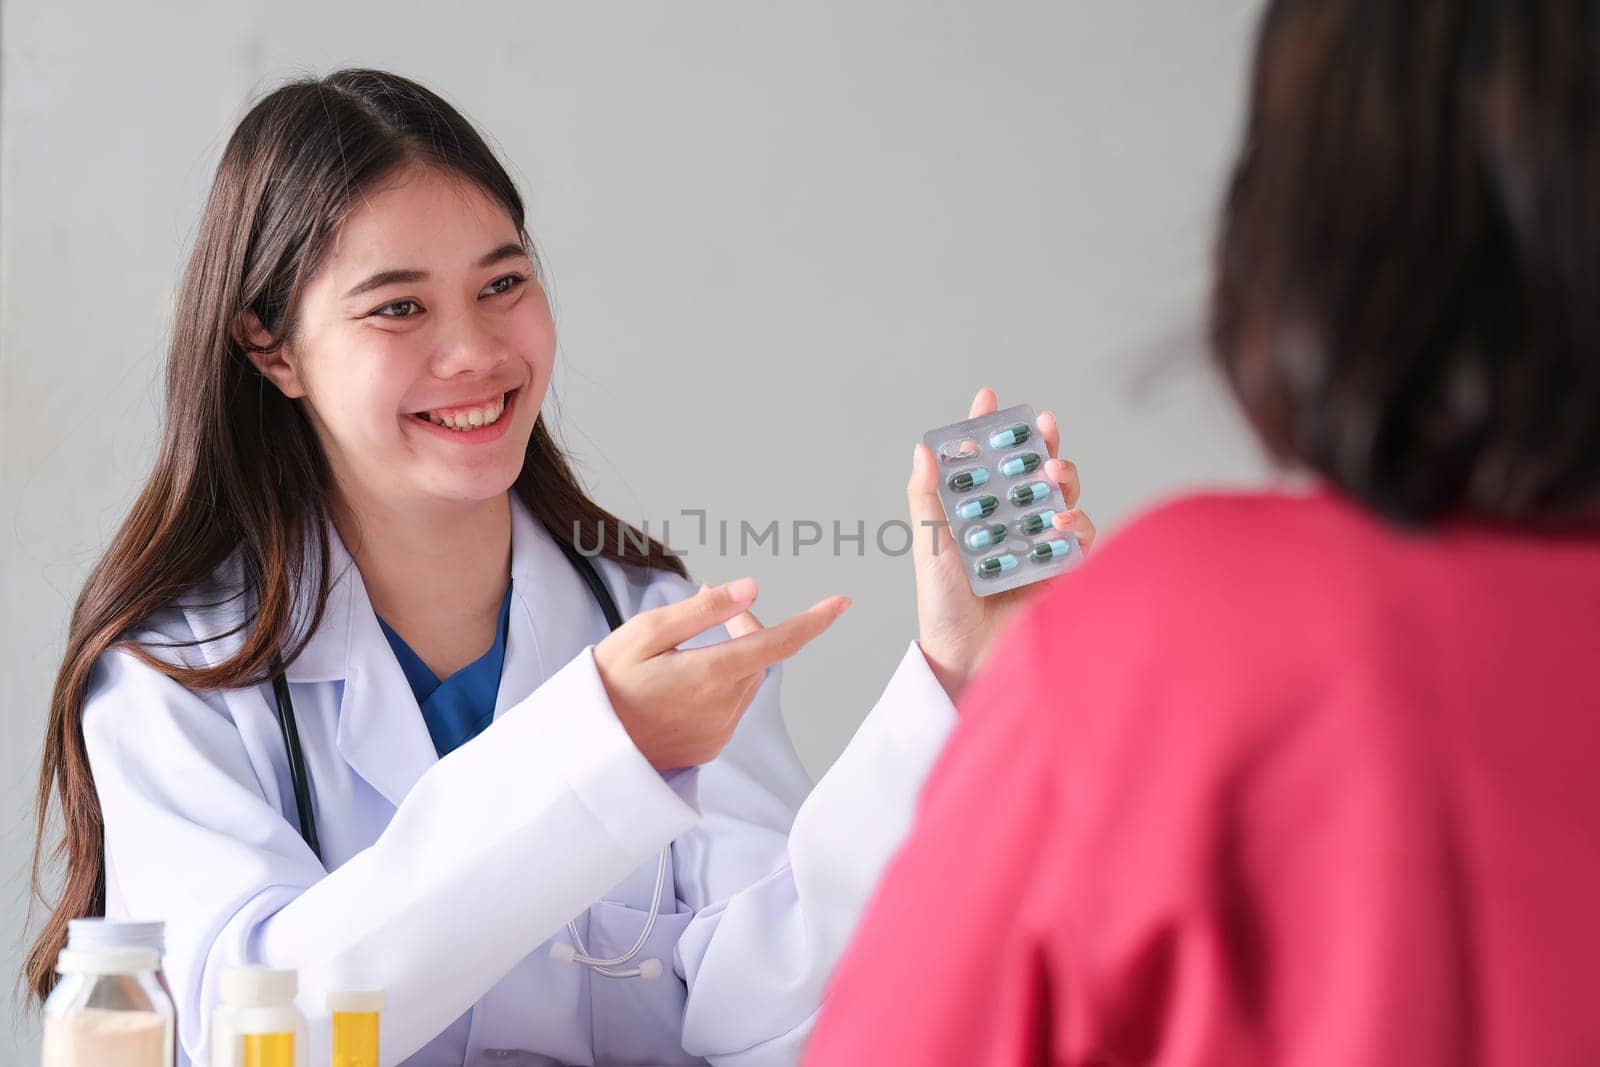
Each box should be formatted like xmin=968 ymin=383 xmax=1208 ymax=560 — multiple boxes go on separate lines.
xmin=25 ymin=67 xmax=686 ymax=1051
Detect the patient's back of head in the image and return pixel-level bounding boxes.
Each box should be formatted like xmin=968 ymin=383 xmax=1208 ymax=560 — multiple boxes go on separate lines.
xmin=1211 ymin=0 xmax=1600 ymax=526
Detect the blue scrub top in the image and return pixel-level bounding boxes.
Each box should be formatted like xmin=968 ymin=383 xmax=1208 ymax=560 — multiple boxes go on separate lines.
xmin=376 ymin=583 xmax=514 ymax=757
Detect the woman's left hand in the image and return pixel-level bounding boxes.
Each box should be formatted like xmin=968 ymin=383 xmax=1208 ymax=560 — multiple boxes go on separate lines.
xmin=908 ymin=387 xmax=1097 ymax=701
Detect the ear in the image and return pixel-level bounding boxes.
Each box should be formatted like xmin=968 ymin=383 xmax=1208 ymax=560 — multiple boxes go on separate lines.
xmin=235 ymin=310 xmax=308 ymax=399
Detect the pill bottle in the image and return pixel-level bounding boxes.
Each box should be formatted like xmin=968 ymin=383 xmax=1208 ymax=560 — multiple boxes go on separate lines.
xmin=211 ymin=967 xmax=307 ymax=1067
xmin=42 ymin=918 xmax=176 ymax=1067
xmin=328 ymin=988 xmax=384 ymax=1067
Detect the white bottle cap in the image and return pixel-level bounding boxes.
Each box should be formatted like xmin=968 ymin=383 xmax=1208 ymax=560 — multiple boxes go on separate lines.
xmin=55 ymin=946 xmax=160 ymax=976
xmin=327 ymin=988 xmax=385 ymax=1014
xmin=219 ymin=966 xmax=298 ymax=1007
xmin=66 ymin=918 xmax=166 ymax=955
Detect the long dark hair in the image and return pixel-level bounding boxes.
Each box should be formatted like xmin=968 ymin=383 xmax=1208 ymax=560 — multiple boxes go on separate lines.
xmin=25 ymin=68 xmax=685 ymax=1002
xmin=1212 ymin=0 xmax=1600 ymax=524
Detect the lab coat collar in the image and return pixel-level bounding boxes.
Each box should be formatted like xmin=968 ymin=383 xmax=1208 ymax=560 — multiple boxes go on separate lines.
xmin=281 ymin=492 xmax=606 ymax=808
xmin=282 ymin=492 xmax=569 ymax=684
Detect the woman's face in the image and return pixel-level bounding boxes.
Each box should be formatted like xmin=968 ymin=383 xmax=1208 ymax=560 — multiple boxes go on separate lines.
xmin=247 ymin=164 xmax=555 ymax=516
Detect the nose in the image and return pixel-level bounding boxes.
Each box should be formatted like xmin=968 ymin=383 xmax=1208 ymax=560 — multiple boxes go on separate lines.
xmin=430 ymin=310 xmax=511 ymax=380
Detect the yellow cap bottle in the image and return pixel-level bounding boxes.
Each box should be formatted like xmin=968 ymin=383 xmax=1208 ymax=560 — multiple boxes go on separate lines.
xmin=328 ymin=989 xmax=384 ymax=1067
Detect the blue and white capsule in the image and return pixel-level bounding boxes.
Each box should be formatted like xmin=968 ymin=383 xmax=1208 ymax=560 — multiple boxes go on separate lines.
xmin=1009 ymin=480 xmax=1051 ymax=507
xmin=947 ymin=467 xmax=990 ymax=492
xmin=999 ymin=452 xmax=1042 ymax=478
xmin=964 ymin=522 xmax=1007 ymax=551
xmin=955 ymin=495 xmax=999 ymax=520
xmin=1017 ymin=509 xmax=1059 ymax=535
xmin=989 ymin=423 xmax=1031 ymax=449
xmin=1029 ymin=538 xmax=1072 ymax=563
xmin=975 ymin=553 xmax=1019 ymax=579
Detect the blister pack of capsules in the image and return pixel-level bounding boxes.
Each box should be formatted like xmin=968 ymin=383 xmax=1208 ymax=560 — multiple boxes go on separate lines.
xmin=923 ymin=402 xmax=1081 ymax=597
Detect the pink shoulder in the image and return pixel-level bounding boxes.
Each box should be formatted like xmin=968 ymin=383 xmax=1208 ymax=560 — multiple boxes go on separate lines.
xmin=1023 ymin=484 xmax=1381 ymax=650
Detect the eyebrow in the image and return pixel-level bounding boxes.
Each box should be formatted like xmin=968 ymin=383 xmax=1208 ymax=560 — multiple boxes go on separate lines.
xmin=340 ymin=243 xmax=531 ymax=301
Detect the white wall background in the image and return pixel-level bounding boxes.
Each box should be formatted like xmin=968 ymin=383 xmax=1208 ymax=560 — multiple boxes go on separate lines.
xmin=1 ymin=1 xmax=1270 ymax=1058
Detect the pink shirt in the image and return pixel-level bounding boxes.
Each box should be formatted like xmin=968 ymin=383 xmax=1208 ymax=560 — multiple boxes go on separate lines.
xmin=805 ymin=486 xmax=1600 ymax=1065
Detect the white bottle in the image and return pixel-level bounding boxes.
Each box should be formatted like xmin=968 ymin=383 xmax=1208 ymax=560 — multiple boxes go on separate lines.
xmin=41 ymin=918 xmax=176 ymax=1067
xmin=210 ymin=967 xmax=308 ymax=1067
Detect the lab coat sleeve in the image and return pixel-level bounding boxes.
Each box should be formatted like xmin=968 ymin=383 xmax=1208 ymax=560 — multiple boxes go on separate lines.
xmin=672 ymin=639 xmax=958 ymax=1064
xmin=82 ymin=640 xmax=699 ymax=1065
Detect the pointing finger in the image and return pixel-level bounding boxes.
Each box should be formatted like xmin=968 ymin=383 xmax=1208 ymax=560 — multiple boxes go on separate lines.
xmin=702 ymin=595 xmax=851 ymax=677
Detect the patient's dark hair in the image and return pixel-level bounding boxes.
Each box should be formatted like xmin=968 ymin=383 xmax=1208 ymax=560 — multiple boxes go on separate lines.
xmin=1212 ymin=0 xmax=1600 ymax=525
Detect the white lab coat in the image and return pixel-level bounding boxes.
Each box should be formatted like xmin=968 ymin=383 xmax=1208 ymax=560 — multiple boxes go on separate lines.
xmin=81 ymin=492 xmax=957 ymax=1066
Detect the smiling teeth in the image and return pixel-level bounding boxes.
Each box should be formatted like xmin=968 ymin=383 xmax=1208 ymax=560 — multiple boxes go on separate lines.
xmin=426 ymin=394 xmax=506 ymax=431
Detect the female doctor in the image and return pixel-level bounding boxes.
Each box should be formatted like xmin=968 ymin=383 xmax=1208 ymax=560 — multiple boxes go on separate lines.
xmin=26 ymin=69 xmax=1095 ymax=1066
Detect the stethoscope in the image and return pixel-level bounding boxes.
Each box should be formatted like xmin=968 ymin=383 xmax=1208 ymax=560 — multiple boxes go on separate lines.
xmin=270 ymin=532 xmax=670 ymax=980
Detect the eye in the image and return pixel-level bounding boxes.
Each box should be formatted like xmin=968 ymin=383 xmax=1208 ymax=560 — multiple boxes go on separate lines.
xmin=484 ymin=273 xmax=527 ymax=298
xmin=372 ymin=299 xmax=422 ymax=319
xmin=368 ymin=274 xmax=526 ymax=320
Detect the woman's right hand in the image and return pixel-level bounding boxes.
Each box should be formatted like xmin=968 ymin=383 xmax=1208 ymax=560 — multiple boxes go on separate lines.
xmin=592 ymin=577 xmax=850 ymax=771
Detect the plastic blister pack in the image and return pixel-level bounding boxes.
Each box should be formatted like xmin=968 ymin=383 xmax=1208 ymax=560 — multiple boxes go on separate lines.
xmin=923 ymin=402 xmax=1081 ymax=597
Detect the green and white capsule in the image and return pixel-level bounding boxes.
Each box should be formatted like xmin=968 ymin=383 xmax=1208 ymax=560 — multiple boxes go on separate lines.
xmin=964 ymin=522 xmax=1007 ymax=551
xmin=989 ymin=423 xmax=1031 ymax=449
xmin=954 ymin=495 xmax=999 ymax=520
xmin=1018 ymin=509 xmax=1059 ymax=535
xmin=975 ymin=553 xmax=1019 ymax=579
xmin=999 ymin=452 xmax=1041 ymax=478
xmin=1029 ymin=538 xmax=1072 ymax=563
xmin=947 ymin=467 xmax=990 ymax=492
xmin=1008 ymin=480 xmax=1051 ymax=507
